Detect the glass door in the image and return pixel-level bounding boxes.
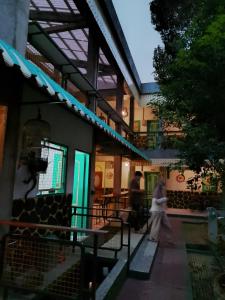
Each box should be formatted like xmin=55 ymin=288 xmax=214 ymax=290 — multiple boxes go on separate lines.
xmin=147 ymin=120 xmax=159 ymax=149
xmin=144 ymin=172 xmax=159 ymax=206
xmin=72 ymin=151 xmax=90 ymax=232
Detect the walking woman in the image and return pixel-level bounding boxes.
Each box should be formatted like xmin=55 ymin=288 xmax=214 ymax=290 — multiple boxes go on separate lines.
xmin=148 ymin=180 xmax=173 ymax=243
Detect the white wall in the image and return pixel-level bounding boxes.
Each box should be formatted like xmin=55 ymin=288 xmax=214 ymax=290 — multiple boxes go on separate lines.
xmin=95 ymin=159 xmax=130 ymax=189
xmin=95 ymin=161 xmax=107 ymax=188
xmin=135 ymin=166 xmax=197 ymax=191
xmin=166 ymin=170 xmax=196 ymax=191
xmin=121 ymin=162 xmax=130 ymax=188
xmin=134 ymin=105 xmax=156 ymax=132
xmin=13 ymin=84 xmax=94 ymax=198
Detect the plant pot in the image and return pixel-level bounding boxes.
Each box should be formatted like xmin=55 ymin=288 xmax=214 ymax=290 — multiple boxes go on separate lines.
xmin=214 ymin=273 xmax=225 ymax=300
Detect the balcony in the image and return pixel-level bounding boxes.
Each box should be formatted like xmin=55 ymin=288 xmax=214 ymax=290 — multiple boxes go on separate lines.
xmin=133 ymin=130 xmax=183 ymax=150
xmin=132 ymin=130 xmax=182 ymax=163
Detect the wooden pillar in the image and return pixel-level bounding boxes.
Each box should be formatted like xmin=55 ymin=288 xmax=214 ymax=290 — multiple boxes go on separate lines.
xmin=87 ymin=28 xmax=99 ymax=113
xmin=0 ymin=67 xmax=24 ymax=236
xmin=130 ymin=164 xmax=136 ymax=179
xmin=113 ymin=75 xmax=124 ymax=198
xmin=129 ymin=95 xmax=134 ymax=131
xmin=87 ymin=91 xmax=98 ymax=112
xmin=115 ymin=74 xmax=124 ymax=134
xmin=113 ymin=156 xmax=122 ymax=198
xmin=86 ymin=29 xmax=99 ymax=212
xmin=0 ymin=2 xmax=29 ymax=237
xmin=129 ymin=95 xmax=135 ymax=143
xmin=88 ymin=144 xmax=96 ymax=228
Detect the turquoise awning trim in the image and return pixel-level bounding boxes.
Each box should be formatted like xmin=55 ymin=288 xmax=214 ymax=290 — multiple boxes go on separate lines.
xmin=0 ymin=39 xmax=150 ymax=161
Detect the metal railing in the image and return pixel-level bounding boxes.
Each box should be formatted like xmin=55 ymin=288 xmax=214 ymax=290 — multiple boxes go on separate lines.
xmin=0 ymin=220 xmax=107 ymax=300
xmin=133 ymin=130 xmax=183 ymax=149
xmin=0 ymin=203 xmax=151 ymax=299
xmin=70 ymin=206 xmax=131 ymax=261
xmin=70 ymin=204 xmax=151 ymax=272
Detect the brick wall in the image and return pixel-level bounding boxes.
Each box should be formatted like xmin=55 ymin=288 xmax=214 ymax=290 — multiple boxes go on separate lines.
xmin=167 ymin=190 xmax=221 ymax=210
xmin=11 ymin=194 xmax=72 ymax=238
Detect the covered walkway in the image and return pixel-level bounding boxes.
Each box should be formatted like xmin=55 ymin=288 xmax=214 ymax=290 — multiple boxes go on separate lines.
xmin=116 ymin=218 xmax=192 ymax=300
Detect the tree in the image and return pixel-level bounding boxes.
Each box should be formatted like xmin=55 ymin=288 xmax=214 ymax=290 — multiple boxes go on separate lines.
xmin=150 ymin=0 xmax=225 ymax=199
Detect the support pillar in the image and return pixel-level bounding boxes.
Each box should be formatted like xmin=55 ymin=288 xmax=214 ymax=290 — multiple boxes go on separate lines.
xmin=129 ymin=95 xmax=134 ymax=131
xmin=0 ymin=67 xmax=25 ymax=236
xmin=116 ymin=85 xmax=123 ymax=116
xmin=129 ymin=95 xmax=135 ymax=143
xmin=0 ymin=1 xmax=29 ymax=237
xmin=128 ymin=164 xmax=136 ymax=207
xmin=86 ymin=29 xmax=99 ymax=212
xmin=115 ymin=74 xmax=124 ymax=134
xmin=87 ymin=28 xmax=99 ymax=113
xmin=113 ymin=75 xmax=124 ymax=202
xmin=113 ymin=156 xmax=122 ymax=207
xmin=88 ymin=144 xmax=97 ymax=228
xmin=0 ymin=0 xmax=30 ymax=56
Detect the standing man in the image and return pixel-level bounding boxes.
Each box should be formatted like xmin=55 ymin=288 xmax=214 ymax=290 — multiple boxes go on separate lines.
xmin=129 ymin=171 xmax=144 ymax=232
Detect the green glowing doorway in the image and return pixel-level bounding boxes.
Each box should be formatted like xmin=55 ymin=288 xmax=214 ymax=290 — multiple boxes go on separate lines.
xmin=72 ymin=150 xmax=90 ymax=231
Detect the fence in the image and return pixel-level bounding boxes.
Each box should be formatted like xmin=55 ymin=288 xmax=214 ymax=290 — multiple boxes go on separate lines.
xmin=0 ymin=220 xmax=107 ymax=300
xmin=133 ymin=130 xmax=183 ymax=149
xmin=0 ymin=203 xmax=150 ymax=299
xmin=70 ymin=206 xmax=131 ymax=263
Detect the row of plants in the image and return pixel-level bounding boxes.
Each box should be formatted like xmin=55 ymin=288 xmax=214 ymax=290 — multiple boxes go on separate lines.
xmin=210 ymin=219 xmax=225 ymax=299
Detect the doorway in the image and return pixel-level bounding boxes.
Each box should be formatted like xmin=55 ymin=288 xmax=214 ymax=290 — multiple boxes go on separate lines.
xmin=144 ymin=172 xmax=159 ymax=205
xmin=72 ymin=150 xmax=90 ymax=230
xmin=147 ymin=120 xmax=159 ymax=149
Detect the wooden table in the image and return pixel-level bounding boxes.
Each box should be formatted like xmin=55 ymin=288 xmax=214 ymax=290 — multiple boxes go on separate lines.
xmin=101 ymin=191 xmax=129 ymax=210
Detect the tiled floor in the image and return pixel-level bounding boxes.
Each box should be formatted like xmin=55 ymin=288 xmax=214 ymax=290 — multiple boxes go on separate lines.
xmin=116 ymin=218 xmax=192 ymax=300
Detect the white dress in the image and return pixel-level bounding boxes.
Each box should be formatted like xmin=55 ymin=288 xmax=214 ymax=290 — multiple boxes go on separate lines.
xmin=149 ymin=197 xmax=172 ymax=241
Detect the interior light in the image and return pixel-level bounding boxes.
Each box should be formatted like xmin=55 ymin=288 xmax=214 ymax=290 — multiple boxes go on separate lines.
xmin=122 ymin=107 xmax=128 ymax=117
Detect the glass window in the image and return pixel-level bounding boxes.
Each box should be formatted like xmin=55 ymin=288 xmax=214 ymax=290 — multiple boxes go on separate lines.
xmin=38 ymin=141 xmax=67 ymax=195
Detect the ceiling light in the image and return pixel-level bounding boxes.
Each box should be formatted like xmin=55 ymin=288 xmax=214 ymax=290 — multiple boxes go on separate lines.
xmin=122 ymin=107 xmax=128 ymax=117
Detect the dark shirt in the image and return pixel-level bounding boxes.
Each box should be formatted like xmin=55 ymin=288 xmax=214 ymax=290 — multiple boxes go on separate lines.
xmin=129 ymin=178 xmax=141 ymax=206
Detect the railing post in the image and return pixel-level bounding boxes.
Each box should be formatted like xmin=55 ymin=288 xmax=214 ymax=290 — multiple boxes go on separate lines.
xmin=0 ymin=235 xmax=8 ymax=300
xmin=92 ymin=234 xmax=98 ymax=300
xmin=127 ymin=224 xmax=131 ymax=273
xmin=115 ymin=195 xmax=120 ymax=218
xmin=72 ymin=231 xmax=78 ymax=253
xmin=80 ymin=245 xmax=85 ymax=300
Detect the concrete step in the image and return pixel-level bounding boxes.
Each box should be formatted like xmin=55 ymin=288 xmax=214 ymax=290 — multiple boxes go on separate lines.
xmin=128 ymin=236 xmax=158 ymax=279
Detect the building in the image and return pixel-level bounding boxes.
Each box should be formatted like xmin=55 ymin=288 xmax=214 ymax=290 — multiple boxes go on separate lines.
xmin=0 ymin=1 xmax=221 ymax=299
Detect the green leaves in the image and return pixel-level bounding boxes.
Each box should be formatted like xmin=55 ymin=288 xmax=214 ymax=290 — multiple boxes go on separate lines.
xmin=150 ymin=0 xmax=225 ymax=181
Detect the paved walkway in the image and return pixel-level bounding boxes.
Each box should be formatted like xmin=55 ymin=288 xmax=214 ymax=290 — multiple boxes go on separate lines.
xmin=167 ymin=208 xmax=207 ymax=218
xmin=116 ymin=218 xmax=192 ymax=300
